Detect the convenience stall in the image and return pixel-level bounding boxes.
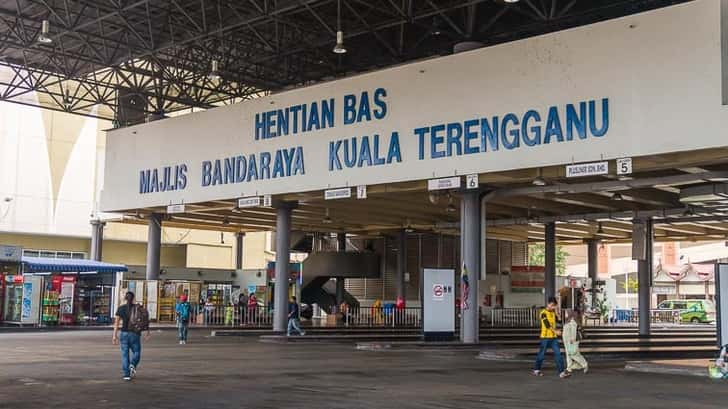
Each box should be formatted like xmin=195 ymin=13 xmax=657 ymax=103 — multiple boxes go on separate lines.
xmin=20 ymin=256 xmax=127 ymax=326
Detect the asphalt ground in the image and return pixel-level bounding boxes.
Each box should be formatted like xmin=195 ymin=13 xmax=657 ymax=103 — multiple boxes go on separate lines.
xmin=0 ymin=330 xmax=726 ymax=409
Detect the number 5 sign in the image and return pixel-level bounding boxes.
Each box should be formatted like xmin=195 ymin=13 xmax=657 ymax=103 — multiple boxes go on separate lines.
xmin=616 ymin=158 xmax=632 ymax=175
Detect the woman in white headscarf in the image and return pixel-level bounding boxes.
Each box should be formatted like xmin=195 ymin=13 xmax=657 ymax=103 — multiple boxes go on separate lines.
xmin=563 ymin=309 xmax=588 ymax=374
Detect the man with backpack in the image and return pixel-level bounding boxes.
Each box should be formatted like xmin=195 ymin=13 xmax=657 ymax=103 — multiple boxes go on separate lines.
xmin=112 ymin=291 xmax=150 ymax=381
xmin=175 ymin=294 xmax=191 ymax=345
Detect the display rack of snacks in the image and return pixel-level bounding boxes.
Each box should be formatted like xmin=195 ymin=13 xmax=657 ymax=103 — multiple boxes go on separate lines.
xmin=42 ymin=290 xmax=60 ymax=324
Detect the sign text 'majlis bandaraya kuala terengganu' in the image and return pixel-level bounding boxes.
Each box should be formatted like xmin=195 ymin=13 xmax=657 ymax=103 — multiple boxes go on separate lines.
xmin=137 ymin=89 xmax=608 ymax=195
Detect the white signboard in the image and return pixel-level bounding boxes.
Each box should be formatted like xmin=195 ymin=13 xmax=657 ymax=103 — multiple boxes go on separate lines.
xmin=428 ymin=176 xmax=461 ymax=191
xmin=356 ymin=185 xmax=367 ymax=199
xmin=566 ymin=161 xmax=608 ymax=178
xmin=100 ymin=2 xmax=728 ymax=212
xmin=422 ymin=268 xmax=455 ymax=339
xmin=616 ymin=157 xmax=633 ymax=175
xmin=263 ymin=195 xmax=272 ymax=207
xmin=166 ymin=204 xmax=185 ymax=214
xmin=324 ymin=187 xmax=352 ymax=200
xmin=238 ymin=196 xmax=261 ymax=208
xmin=466 ymin=174 xmax=478 ymax=190
xmin=0 ymin=245 xmax=22 ymax=263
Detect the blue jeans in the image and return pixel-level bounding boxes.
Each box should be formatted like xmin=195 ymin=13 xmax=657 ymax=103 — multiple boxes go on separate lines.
xmin=287 ymin=318 xmax=304 ymax=336
xmin=178 ymin=320 xmax=189 ymax=341
xmin=534 ymin=338 xmax=564 ymax=374
xmin=120 ymin=331 xmax=141 ymax=377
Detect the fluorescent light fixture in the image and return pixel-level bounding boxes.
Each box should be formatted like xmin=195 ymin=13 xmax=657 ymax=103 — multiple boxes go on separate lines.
xmin=38 ymin=20 xmax=52 ymax=44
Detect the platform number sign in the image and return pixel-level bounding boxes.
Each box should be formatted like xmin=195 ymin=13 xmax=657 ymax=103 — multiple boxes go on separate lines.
xmin=357 ymin=185 xmax=367 ymax=199
xmin=466 ymin=174 xmax=478 ymax=189
xmin=617 ymin=158 xmax=633 ymax=175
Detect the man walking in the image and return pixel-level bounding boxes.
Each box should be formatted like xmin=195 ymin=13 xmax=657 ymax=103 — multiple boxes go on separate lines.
xmin=287 ymin=296 xmax=306 ymax=336
xmin=112 ymin=291 xmax=151 ymax=381
xmin=533 ymin=297 xmax=569 ymax=378
xmin=175 ymin=294 xmax=191 ymax=345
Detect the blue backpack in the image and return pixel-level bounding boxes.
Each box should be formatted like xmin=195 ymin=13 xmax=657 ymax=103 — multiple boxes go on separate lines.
xmin=177 ymin=302 xmax=191 ymax=322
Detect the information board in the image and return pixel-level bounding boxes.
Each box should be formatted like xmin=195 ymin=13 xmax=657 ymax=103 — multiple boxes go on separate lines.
xmin=422 ymin=269 xmax=455 ymax=341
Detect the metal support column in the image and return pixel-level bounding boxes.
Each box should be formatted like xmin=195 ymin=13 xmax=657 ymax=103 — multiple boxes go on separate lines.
xmin=396 ymin=229 xmax=407 ymax=302
xmin=336 ymin=232 xmax=347 ymax=305
xmin=635 ymin=218 xmax=653 ymax=337
xmin=273 ymin=203 xmax=295 ymax=334
xmin=235 ymin=232 xmax=245 ymax=270
xmin=145 ymin=213 xmax=162 ymax=280
xmin=460 ymin=191 xmax=481 ymax=344
xmin=544 ymin=222 xmax=557 ymax=305
xmin=586 ymin=238 xmax=599 ymax=307
xmin=90 ymin=219 xmax=105 ymax=261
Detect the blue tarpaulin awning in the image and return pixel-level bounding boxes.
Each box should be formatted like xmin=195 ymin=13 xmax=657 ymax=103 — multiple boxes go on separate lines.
xmin=21 ymin=256 xmax=128 ymax=274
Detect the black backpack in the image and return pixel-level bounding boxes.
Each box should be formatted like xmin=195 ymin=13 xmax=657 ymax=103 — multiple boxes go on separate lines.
xmin=129 ymin=304 xmax=150 ymax=333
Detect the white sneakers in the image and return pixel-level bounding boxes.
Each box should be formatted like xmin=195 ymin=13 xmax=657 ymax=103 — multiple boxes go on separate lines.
xmin=123 ymin=376 xmax=131 ymax=381
xmin=179 ymin=340 xmax=187 ymax=345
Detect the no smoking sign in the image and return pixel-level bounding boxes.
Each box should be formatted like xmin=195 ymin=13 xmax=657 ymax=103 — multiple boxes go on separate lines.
xmin=433 ymin=284 xmax=444 ymax=299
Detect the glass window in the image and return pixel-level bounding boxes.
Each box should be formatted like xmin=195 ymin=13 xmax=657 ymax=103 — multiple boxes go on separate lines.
xmin=22 ymin=250 xmax=40 ymax=257
xmin=673 ymin=301 xmax=688 ymax=310
xmin=56 ymin=252 xmax=72 ymax=259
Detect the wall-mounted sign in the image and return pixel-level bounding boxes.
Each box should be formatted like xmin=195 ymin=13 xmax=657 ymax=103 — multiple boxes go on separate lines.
xmin=428 ymin=176 xmax=461 ymax=191
xmin=238 ymin=196 xmax=261 ymax=208
xmin=101 ymin=2 xmax=723 ymax=213
xmin=263 ymin=195 xmax=272 ymax=207
xmin=166 ymin=204 xmax=185 ymax=214
xmin=357 ymin=185 xmax=367 ymax=199
xmin=325 ymin=187 xmax=352 ymax=200
xmin=616 ymin=157 xmax=633 ymax=175
xmin=565 ymin=161 xmax=608 ymax=178
xmin=0 ymin=245 xmax=22 ymax=263
xmin=466 ymin=174 xmax=478 ymax=189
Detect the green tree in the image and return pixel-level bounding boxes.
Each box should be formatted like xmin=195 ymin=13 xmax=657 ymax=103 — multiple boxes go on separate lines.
xmin=528 ymin=244 xmax=569 ymax=276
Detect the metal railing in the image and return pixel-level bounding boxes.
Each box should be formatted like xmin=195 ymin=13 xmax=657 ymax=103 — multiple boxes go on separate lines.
xmin=185 ymin=304 xmax=273 ymax=327
xmin=609 ymin=308 xmax=680 ymax=325
xmin=488 ymin=307 xmax=540 ymax=327
xmin=339 ymin=306 xmax=422 ymax=327
xmin=487 ymin=307 xmax=683 ymax=328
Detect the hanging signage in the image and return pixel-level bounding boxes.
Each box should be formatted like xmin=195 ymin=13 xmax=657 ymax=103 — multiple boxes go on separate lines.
xmin=100 ymin=2 xmax=728 ymax=213
xmin=356 ymin=185 xmax=367 ymax=199
xmin=565 ymin=161 xmax=608 ymax=178
xmin=0 ymin=245 xmax=22 ymax=263
xmin=166 ymin=203 xmax=185 ymax=213
xmin=263 ymin=194 xmax=272 ymax=207
xmin=616 ymin=157 xmax=633 ymax=175
xmin=324 ymin=187 xmax=352 ymax=200
xmin=428 ymin=176 xmax=461 ymax=191
xmin=466 ymin=174 xmax=478 ymax=189
xmin=238 ymin=196 xmax=261 ymax=208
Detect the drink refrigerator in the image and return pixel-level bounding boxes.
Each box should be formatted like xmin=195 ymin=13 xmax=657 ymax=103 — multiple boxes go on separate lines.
xmin=58 ymin=275 xmax=76 ymax=325
xmin=20 ymin=275 xmax=42 ymax=325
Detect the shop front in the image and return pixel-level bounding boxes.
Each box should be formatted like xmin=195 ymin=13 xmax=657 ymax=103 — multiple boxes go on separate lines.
xmin=0 ymin=245 xmax=23 ymax=321
xmin=19 ymin=256 xmax=127 ymax=326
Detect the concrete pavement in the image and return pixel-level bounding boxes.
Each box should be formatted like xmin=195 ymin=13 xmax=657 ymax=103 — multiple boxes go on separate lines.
xmin=0 ymin=331 xmax=725 ymax=409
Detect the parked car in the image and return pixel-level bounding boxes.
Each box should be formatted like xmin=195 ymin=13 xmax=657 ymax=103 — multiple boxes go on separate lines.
xmin=656 ymin=299 xmax=716 ymax=324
